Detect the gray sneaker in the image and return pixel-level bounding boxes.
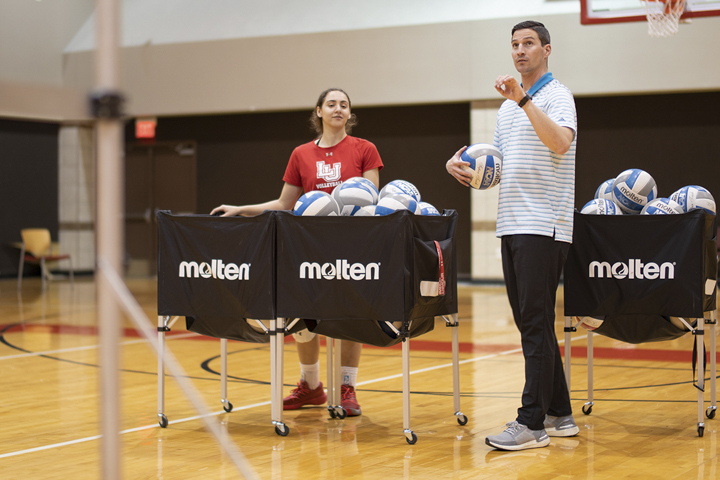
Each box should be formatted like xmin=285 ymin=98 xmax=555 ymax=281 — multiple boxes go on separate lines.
xmin=485 ymin=421 xmax=550 ymax=451
xmin=544 ymin=414 xmax=579 ymax=437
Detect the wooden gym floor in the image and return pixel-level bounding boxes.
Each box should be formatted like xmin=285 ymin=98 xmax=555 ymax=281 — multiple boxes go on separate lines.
xmin=0 ymin=277 xmax=718 ymax=479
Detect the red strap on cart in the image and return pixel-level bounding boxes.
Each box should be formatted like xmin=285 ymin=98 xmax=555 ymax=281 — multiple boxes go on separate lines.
xmin=434 ymin=241 xmax=445 ymax=295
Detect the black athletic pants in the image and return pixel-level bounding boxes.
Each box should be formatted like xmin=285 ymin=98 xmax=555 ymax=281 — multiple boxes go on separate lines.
xmin=501 ymin=234 xmax=573 ymax=431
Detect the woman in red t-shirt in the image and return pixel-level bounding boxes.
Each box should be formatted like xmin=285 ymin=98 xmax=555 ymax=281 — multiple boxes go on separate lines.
xmin=212 ymin=88 xmax=383 ymax=416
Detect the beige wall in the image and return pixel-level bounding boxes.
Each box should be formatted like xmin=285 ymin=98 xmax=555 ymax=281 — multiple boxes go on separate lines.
xmin=1 ymin=12 xmax=718 ymax=120
xmin=470 ymin=101 xmax=504 ymax=280
xmin=52 ymin=13 xmax=720 ymax=120
xmin=0 ymin=0 xmax=93 ymax=121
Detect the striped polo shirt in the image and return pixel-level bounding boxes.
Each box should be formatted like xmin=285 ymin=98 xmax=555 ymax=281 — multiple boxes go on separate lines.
xmin=494 ymin=77 xmax=577 ymax=243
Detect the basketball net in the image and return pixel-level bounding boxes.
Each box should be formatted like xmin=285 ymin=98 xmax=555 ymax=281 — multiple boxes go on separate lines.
xmin=642 ymin=0 xmax=687 ymax=37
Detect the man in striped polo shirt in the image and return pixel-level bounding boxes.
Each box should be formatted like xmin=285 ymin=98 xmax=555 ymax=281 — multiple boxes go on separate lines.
xmin=446 ymin=20 xmax=579 ymax=451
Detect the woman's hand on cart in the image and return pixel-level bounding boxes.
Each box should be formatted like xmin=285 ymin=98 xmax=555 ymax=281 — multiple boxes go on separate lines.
xmin=211 ymin=205 xmax=243 ymax=217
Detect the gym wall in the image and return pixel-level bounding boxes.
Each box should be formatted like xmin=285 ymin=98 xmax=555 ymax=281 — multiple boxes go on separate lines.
xmin=0 ymin=119 xmax=59 ymax=276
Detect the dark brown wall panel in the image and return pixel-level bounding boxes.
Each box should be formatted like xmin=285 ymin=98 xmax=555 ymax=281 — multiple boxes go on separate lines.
xmin=0 ymin=119 xmax=59 ymax=276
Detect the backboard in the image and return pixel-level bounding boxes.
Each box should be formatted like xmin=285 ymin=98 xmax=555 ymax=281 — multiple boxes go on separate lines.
xmin=581 ymin=0 xmax=720 ymax=24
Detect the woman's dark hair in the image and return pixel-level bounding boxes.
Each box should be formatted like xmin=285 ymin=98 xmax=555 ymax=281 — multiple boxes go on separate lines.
xmin=512 ymin=20 xmax=551 ymax=46
xmin=309 ymin=88 xmax=359 ymax=137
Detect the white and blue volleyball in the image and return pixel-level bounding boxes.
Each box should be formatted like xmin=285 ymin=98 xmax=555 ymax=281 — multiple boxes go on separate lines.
xmin=353 ymin=205 xmax=378 ymax=216
xmin=594 ymin=178 xmax=615 ymax=202
xmin=573 ymin=316 xmax=604 ymax=331
xmin=459 ymin=143 xmax=502 ymax=190
xmin=670 ymin=185 xmax=716 ymax=215
xmin=419 ymin=201 xmax=441 ymax=216
xmin=346 ymin=176 xmax=379 ymax=203
xmin=293 ymin=191 xmax=340 ymax=216
xmin=375 ymin=193 xmax=421 ymax=215
xmin=640 ymin=197 xmax=683 ymax=215
xmin=379 ymin=180 xmax=421 ymax=203
xmin=611 ymin=169 xmax=658 ymax=214
xmin=332 ymin=178 xmax=378 ymax=216
xmin=581 ymin=198 xmax=623 ymax=215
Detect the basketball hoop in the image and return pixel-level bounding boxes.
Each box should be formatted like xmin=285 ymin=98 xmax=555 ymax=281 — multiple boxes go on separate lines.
xmin=642 ymin=0 xmax=687 ymax=37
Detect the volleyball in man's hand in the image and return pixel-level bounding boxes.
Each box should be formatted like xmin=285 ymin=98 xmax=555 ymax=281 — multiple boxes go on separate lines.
xmin=379 ymin=180 xmax=421 ymax=203
xmin=611 ymin=168 xmax=657 ymax=214
xmin=419 ymin=201 xmax=441 ymax=216
xmin=581 ymin=198 xmax=623 ymax=215
xmin=293 ymin=191 xmax=340 ymax=216
xmin=594 ymin=178 xmax=615 ymax=202
xmin=670 ymin=185 xmax=716 ymax=215
xmin=640 ymin=197 xmax=683 ymax=215
xmin=459 ymin=143 xmax=502 ymax=190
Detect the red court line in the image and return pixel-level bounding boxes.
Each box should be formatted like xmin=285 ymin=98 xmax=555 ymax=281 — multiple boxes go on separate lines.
xmin=0 ymin=324 xmax=710 ymax=363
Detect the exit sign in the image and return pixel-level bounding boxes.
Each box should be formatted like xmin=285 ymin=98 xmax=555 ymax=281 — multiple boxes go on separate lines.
xmin=136 ymin=118 xmax=157 ymax=138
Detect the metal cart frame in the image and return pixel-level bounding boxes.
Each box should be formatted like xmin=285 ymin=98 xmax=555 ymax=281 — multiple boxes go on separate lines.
xmin=563 ymin=310 xmax=717 ymax=437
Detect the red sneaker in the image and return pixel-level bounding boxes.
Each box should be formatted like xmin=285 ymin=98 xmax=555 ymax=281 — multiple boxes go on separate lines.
xmin=341 ymin=384 xmax=362 ymax=416
xmin=283 ymin=380 xmax=327 ymax=410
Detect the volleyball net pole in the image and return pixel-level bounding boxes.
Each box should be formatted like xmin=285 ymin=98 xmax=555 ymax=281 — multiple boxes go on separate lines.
xmin=94 ymin=0 xmax=123 ymax=478
xmin=93 ymin=1 xmax=258 ymax=478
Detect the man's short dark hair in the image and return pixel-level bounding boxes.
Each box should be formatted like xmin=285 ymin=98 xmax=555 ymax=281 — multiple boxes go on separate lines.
xmin=512 ymin=21 xmax=551 ymax=46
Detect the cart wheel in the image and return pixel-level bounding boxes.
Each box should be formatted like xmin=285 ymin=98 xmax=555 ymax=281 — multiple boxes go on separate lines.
xmin=275 ymin=424 xmax=289 ymax=437
xmin=457 ymin=415 xmax=468 ymax=426
xmin=706 ymin=407 xmax=716 ymax=419
xmin=698 ymin=426 xmax=705 ymax=437
xmin=158 ymin=414 xmax=168 ymax=428
xmin=582 ymin=404 xmax=593 ymax=415
xmin=406 ymin=432 xmax=418 ymax=445
xmin=328 ymin=407 xmax=337 ymax=419
xmin=223 ymin=402 xmax=233 ymax=413
xmin=336 ymin=407 xmax=347 ymax=419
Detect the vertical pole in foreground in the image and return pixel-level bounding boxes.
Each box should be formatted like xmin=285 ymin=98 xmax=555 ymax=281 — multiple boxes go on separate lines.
xmin=94 ymin=0 xmax=123 ymax=478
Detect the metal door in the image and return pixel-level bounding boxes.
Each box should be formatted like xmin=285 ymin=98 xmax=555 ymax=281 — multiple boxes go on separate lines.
xmin=124 ymin=142 xmax=197 ymax=276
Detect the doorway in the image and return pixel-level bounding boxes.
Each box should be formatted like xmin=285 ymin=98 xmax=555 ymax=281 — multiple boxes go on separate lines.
xmin=124 ymin=141 xmax=197 ymax=276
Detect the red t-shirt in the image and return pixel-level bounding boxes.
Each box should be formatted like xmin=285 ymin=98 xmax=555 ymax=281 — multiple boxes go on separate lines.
xmin=283 ymin=136 xmax=384 ymax=194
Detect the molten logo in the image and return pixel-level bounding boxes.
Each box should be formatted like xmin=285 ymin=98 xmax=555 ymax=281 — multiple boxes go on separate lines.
xmin=316 ymin=161 xmax=341 ymax=182
xmin=588 ymin=259 xmax=675 ymax=280
xmin=618 ymin=185 xmax=643 ymax=203
xmin=179 ymin=259 xmax=250 ymax=280
xmin=300 ymin=260 xmax=380 ymax=280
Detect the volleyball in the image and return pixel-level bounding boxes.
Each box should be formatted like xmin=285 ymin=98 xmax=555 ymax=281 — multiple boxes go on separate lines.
xmin=245 ymin=319 xmax=271 ymax=334
xmin=573 ymin=316 xmax=604 ymax=331
xmin=353 ymin=205 xmax=378 ymax=216
xmin=459 ymin=143 xmax=503 ymax=190
xmin=594 ymin=178 xmax=615 ymax=202
xmin=581 ymin=198 xmax=623 ymax=215
xmin=346 ymin=176 xmax=379 ymax=203
xmin=668 ymin=316 xmax=695 ymax=331
xmin=375 ymin=194 xmax=421 ymax=215
xmin=670 ymin=185 xmax=716 ymax=215
xmin=379 ymin=180 xmax=421 ymax=203
xmin=332 ymin=178 xmax=378 ymax=216
xmin=419 ymin=201 xmax=441 ymax=216
xmin=331 ymin=184 xmax=345 ymax=213
xmin=293 ymin=191 xmax=340 ymax=216
xmin=612 ymin=169 xmax=658 ymax=214
xmin=640 ymin=197 xmax=683 ymax=215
